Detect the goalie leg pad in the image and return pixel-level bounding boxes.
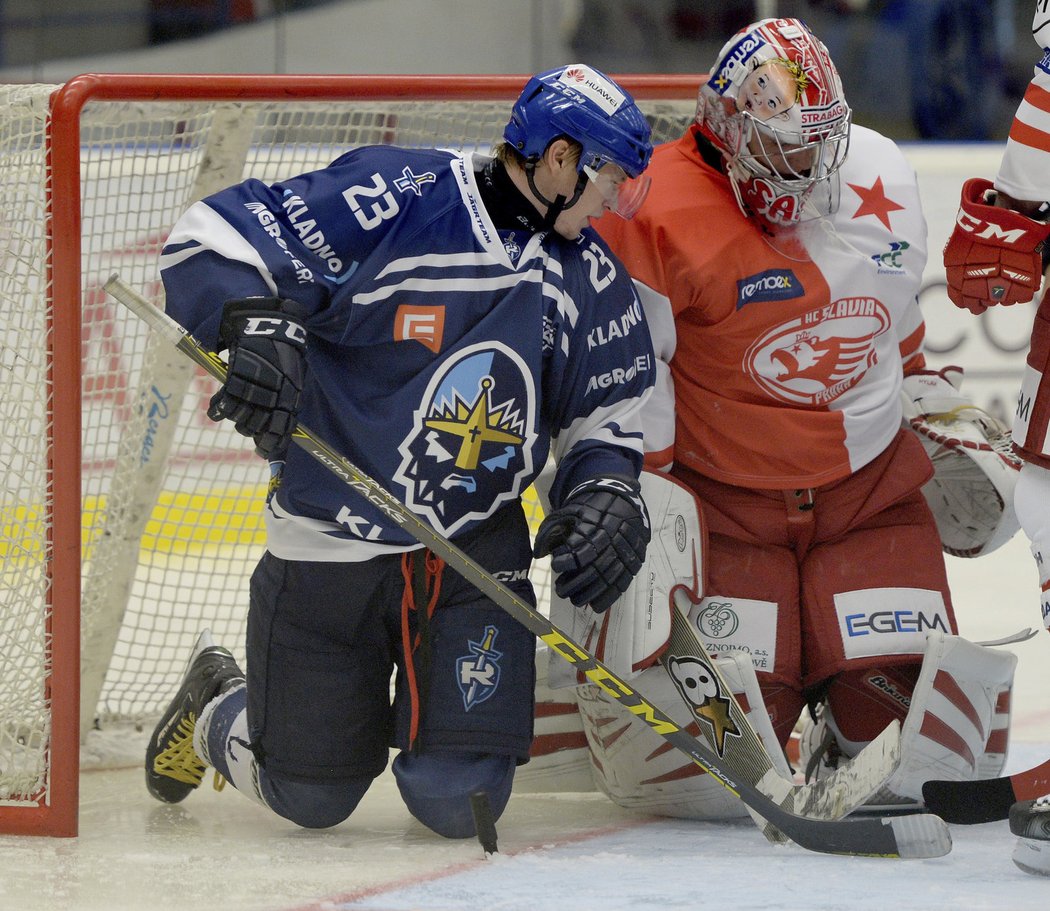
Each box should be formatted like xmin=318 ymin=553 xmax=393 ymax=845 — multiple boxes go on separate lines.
xmin=824 ymin=663 xmax=920 ymax=746
xmin=577 ymin=668 xmax=746 ymax=820
xmin=828 ymin=632 xmax=1016 ymax=803
xmin=514 ymin=645 xmax=596 ymax=793
xmin=547 ymin=470 xmax=706 ymax=688
xmin=1014 ymin=463 xmax=1050 ymax=632
xmin=576 ymin=653 xmax=784 ymax=820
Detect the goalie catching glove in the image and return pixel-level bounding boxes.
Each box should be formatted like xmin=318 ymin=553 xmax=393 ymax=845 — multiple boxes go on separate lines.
xmin=902 ymin=366 xmax=1022 ymax=557
xmin=208 ymin=297 xmax=307 ymax=459
xmin=534 ymin=475 xmax=651 ymax=613
xmin=943 ymin=177 xmax=1050 ymax=315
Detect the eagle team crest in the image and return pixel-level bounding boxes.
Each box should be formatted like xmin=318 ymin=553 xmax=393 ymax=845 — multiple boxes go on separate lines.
xmin=744 ymin=297 xmax=891 ymax=406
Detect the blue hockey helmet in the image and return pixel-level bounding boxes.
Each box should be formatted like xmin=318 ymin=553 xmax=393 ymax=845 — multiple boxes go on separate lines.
xmin=504 ymin=64 xmax=653 ymax=179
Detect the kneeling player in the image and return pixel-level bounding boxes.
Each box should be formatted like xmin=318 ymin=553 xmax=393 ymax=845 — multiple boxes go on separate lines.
xmin=530 ymin=17 xmax=1021 ymax=821
xmin=143 ymin=64 xmax=656 ymax=839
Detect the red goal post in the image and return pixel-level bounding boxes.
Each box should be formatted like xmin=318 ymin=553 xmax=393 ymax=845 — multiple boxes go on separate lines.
xmin=0 ymin=73 xmax=698 ymax=836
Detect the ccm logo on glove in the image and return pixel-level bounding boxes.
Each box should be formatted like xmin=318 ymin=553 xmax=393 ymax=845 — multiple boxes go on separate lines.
xmin=240 ymin=315 xmax=308 ymax=343
xmin=208 ymin=297 xmax=308 ymax=460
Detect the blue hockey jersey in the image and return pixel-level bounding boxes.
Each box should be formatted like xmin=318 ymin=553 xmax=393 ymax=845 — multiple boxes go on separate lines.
xmin=160 ymin=146 xmax=655 ymax=561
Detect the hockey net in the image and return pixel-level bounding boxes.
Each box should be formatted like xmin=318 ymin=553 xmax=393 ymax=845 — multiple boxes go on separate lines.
xmin=0 ymin=73 xmax=697 ymax=835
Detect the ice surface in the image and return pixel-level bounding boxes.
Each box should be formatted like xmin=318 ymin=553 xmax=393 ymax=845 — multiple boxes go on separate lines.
xmin=2 ymin=535 xmax=1049 ymax=911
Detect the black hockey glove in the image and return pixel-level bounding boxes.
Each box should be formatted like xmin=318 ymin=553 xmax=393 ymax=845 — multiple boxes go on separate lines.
xmin=533 ymin=475 xmax=651 ymax=614
xmin=207 ymin=297 xmax=307 ymax=459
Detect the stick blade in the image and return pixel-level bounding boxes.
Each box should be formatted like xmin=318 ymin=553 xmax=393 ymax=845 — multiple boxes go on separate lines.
xmin=922 ymin=775 xmax=1017 ymax=824
xmin=887 ymin=814 xmax=954 ymax=859
xmin=786 ymin=719 xmax=901 ymax=820
xmin=470 ymin=791 xmax=499 ymax=855
xmin=788 ymin=812 xmax=952 ymax=859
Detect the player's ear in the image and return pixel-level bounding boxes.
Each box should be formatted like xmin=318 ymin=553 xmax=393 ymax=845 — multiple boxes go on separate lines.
xmin=544 ymin=137 xmax=577 ymax=175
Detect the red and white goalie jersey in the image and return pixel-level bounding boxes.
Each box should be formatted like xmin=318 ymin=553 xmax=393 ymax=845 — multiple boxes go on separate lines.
xmin=598 ymin=123 xmax=928 ymax=487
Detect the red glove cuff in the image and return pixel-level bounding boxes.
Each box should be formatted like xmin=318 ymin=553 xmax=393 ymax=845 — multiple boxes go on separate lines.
xmin=943 ymin=177 xmax=1049 ymax=314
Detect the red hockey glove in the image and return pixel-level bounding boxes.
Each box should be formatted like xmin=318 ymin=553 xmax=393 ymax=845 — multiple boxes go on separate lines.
xmin=943 ymin=178 xmax=1050 ymax=315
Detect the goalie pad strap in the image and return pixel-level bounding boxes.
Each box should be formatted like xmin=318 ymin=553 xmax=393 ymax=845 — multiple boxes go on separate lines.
xmin=1014 ymin=290 xmax=1050 ymax=469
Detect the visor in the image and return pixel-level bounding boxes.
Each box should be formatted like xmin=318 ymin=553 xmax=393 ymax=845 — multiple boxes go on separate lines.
xmin=583 ymin=164 xmax=651 ymax=219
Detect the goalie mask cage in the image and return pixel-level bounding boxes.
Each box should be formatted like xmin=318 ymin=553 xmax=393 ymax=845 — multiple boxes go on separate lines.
xmin=0 ymin=73 xmax=697 ymax=836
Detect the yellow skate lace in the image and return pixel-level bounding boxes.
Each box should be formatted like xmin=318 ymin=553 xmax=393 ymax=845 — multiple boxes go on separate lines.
xmin=152 ymin=713 xmax=206 ymax=785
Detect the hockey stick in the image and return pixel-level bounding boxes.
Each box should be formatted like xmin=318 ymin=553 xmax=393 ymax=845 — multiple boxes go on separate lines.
xmin=663 ymin=604 xmax=902 ymax=844
xmin=104 ymin=273 xmax=951 ymax=859
xmin=922 ymin=757 xmax=1050 ymax=824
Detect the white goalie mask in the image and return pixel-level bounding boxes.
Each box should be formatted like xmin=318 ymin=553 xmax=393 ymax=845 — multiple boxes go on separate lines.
xmin=696 ymin=18 xmax=851 ymax=231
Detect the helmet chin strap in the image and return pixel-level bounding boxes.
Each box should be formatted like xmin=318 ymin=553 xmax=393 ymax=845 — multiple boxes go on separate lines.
xmin=525 ymin=160 xmax=588 ymax=230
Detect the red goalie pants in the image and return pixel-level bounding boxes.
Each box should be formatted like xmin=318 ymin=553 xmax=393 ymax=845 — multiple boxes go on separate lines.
xmin=672 ymin=428 xmax=958 ymax=746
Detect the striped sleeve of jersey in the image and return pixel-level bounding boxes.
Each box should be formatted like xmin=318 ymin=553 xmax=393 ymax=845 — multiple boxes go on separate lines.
xmin=159 ymin=146 xmax=462 ymax=346
xmin=995 ymin=3 xmax=1050 ymax=202
xmin=541 ymin=230 xmax=654 ymax=508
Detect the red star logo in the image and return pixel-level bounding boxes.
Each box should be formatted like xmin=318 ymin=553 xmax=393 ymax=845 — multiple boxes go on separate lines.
xmin=847 ymin=176 xmax=905 ymax=230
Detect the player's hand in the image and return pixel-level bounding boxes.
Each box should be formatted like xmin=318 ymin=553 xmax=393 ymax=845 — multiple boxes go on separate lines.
xmin=534 ymin=476 xmax=650 ymax=613
xmin=943 ymin=177 xmax=1050 ymax=315
xmin=208 ymin=297 xmax=307 ymax=459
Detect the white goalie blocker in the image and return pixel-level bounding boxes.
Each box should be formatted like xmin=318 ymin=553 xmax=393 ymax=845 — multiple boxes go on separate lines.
xmin=902 ymin=366 xmax=1023 ymax=557
xmin=546 ymin=470 xmax=705 ymax=689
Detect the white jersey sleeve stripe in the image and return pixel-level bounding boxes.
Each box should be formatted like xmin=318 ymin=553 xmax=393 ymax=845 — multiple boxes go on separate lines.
xmin=374 ymin=251 xmax=497 ymax=278
xmin=351 ymin=268 xmax=546 ymax=306
xmin=551 ymin=393 xmax=650 ymax=468
xmin=161 ymin=201 xmax=278 ymax=295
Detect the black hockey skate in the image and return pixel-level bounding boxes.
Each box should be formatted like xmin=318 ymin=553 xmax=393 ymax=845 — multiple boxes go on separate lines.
xmin=145 ymin=630 xmax=245 ymax=803
xmin=1010 ymin=795 xmax=1050 ymax=877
